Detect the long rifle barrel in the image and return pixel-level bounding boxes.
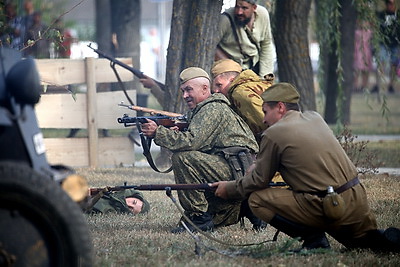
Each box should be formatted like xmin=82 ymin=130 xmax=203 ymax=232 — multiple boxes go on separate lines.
xmin=89 ymin=182 xmax=287 ymax=195
xmin=87 ymin=43 xmax=165 ymax=89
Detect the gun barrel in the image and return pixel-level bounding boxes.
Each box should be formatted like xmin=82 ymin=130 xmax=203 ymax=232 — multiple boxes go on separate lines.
xmin=90 ymin=182 xmax=287 ymax=195
xmin=87 ymin=43 xmax=165 ymax=89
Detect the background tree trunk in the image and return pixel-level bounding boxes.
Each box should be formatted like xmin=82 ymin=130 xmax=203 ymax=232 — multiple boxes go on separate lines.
xmin=164 ymin=0 xmax=222 ymax=113
xmin=322 ymin=0 xmax=357 ymax=124
xmin=110 ymin=0 xmax=142 ymax=95
xmin=95 ymin=0 xmax=111 ymax=54
xmin=339 ymin=0 xmax=357 ymax=124
xmin=273 ymin=0 xmax=315 ymax=111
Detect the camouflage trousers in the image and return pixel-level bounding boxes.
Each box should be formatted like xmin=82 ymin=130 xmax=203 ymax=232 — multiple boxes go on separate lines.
xmin=172 ymin=151 xmax=242 ymax=227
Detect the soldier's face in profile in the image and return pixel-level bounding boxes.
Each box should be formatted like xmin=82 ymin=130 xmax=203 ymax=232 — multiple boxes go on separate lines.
xmin=212 ymin=74 xmax=232 ymax=96
xmin=125 ymin=197 xmax=143 ymax=214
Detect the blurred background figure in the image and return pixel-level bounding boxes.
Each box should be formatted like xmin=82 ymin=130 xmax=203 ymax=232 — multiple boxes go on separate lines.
xmin=1 ymin=3 xmax=24 ymax=50
xmin=22 ymin=0 xmax=35 ymax=51
xmin=353 ymin=20 xmax=374 ymax=93
xmin=373 ymin=0 xmax=400 ymax=94
xmin=25 ymin=11 xmax=50 ymax=58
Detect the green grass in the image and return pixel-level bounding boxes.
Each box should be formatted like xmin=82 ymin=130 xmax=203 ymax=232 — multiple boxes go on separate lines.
xmin=316 ymin=92 xmax=400 ymax=135
xmin=78 ymin=167 xmax=400 ymax=266
xmin=366 ymin=140 xmax=400 ymax=168
xmin=349 ymin=93 xmax=400 ymax=135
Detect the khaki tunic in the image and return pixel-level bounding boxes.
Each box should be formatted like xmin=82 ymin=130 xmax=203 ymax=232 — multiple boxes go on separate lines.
xmin=217 ymin=5 xmax=275 ymax=77
xmin=228 ymin=69 xmax=272 ymax=141
xmin=226 ymin=110 xmax=377 ymax=239
xmin=154 ymin=93 xmax=258 ymax=227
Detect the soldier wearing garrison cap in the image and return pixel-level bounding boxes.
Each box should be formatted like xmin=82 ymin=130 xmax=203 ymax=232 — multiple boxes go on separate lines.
xmin=212 ymin=82 xmax=400 ymax=253
xmin=141 ymin=66 xmax=259 ymax=233
xmin=212 ymin=59 xmax=274 ymax=143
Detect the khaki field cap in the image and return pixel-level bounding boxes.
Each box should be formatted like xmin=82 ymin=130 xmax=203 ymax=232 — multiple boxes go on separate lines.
xmin=211 ymin=59 xmax=242 ymax=78
xmin=261 ymin=82 xmax=300 ymax=103
xmin=179 ymin=67 xmax=210 ymax=85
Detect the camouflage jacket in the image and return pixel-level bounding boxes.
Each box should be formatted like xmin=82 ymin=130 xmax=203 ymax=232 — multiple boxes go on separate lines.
xmin=228 ymin=69 xmax=273 ymax=141
xmin=154 ymin=93 xmax=258 ymax=155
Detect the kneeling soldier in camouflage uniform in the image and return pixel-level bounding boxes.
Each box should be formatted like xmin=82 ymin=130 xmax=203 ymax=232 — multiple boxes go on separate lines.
xmin=141 ymin=67 xmax=258 ymax=233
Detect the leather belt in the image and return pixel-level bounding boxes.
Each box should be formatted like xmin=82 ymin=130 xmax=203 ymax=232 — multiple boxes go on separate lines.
xmin=298 ymin=176 xmax=360 ymax=198
xmin=335 ymin=176 xmax=360 ymax=194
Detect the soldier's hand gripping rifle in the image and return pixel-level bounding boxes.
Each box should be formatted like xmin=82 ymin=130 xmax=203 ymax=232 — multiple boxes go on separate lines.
xmin=117 ymin=102 xmax=189 ymax=132
xmin=118 ymin=102 xmax=189 ymax=173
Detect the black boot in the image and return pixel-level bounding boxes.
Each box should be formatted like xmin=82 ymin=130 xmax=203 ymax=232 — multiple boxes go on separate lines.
xmin=350 ymin=228 xmax=400 ymax=253
xmin=239 ymin=200 xmax=267 ymax=231
xmin=171 ymin=212 xmax=214 ymax=234
xmin=269 ymin=214 xmax=330 ymax=250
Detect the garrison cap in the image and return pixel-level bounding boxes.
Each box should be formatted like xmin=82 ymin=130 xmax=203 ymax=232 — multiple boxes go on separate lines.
xmin=261 ymin=82 xmax=300 ymax=103
xmin=211 ymin=59 xmax=242 ymax=78
xmin=179 ymin=67 xmax=210 ymax=85
xmin=124 ymin=189 xmax=150 ymax=214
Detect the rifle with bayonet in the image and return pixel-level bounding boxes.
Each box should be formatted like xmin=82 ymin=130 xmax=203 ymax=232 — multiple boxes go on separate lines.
xmin=87 ymin=43 xmax=165 ymax=90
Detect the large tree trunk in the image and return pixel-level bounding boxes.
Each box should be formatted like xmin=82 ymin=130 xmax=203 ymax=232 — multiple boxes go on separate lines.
xmin=164 ymin=0 xmax=222 ymax=113
xmin=273 ymin=0 xmax=316 ymax=111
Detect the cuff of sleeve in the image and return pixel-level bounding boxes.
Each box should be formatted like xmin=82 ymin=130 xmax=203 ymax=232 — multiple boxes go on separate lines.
xmin=225 ymin=181 xmax=240 ymax=199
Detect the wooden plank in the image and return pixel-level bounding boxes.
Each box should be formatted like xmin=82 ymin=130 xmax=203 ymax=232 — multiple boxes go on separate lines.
xmin=98 ymin=137 xmax=135 ymax=167
xmin=44 ymin=138 xmax=89 ymax=167
xmin=44 ymin=137 xmax=135 ymax=167
xmin=35 ymin=58 xmax=135 ymax=86
xmin=36 ymin=90 xmax=136 ymax=129
xmin=86 ymin=57 xmax=98 ymax=167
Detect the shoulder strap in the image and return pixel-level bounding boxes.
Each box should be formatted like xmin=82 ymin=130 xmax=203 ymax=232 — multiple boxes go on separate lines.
xmin=136 ymin=121 xmax=173 ymax=173
xmin=222 ymin=12 xmax=245 ymax=57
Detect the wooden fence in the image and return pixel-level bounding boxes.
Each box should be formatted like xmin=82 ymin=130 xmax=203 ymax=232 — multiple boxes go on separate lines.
xmin=35 ymin=57 xmax=138 ymax=168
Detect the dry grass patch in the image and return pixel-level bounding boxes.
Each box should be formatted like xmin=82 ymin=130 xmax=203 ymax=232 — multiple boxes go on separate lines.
xmin=76 ymin=167 xmax=400 ymax=266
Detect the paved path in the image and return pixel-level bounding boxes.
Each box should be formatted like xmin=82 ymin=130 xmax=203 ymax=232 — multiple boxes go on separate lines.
xmin=356 ymin=135 xmax=400 ymax=142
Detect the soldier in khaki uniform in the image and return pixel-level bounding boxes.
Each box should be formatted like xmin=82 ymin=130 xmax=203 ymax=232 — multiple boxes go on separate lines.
xmin=212 ymin=83 xmax=400 ymax=252
xmin=141 ymin=67 xmax=258 ymax=233
xmin=212 ymin=59 xmax=273 ymax=143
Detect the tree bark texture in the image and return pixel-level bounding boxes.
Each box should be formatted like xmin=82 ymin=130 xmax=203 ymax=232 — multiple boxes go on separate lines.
xmin=273 ymin=0 xmax=316 ymax=111
xmin=165 ymin=0 xmax=223 ymax=113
